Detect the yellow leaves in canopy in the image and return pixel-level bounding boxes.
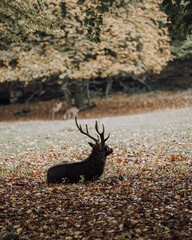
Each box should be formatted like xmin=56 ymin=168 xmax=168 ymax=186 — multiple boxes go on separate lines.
xmin=0 ymin=0 xmax=171 ymax=83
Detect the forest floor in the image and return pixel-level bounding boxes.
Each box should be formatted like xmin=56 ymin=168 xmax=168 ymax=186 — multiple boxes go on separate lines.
xmin=0 ymin=89 xmax=192 ymax=121
xmin=0 ymin=90 xmax=192 ymax=240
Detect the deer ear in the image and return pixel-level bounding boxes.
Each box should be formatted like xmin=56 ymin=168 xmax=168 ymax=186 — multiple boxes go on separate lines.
xmin=88 ymin=142 xmax=94 ymax=148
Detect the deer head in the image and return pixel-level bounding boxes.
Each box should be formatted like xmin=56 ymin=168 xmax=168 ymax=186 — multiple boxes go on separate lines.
xmin=75 ymin=117 xmax=113 ymax=157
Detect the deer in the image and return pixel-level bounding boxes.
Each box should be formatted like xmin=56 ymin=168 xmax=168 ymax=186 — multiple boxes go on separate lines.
xmin=63 ymin=107 xmax=79 ymax=120
xmin=47 ymin=117 xmax=113 ymax=184
xmin=51 ymin=102 xmax=63 ymax=120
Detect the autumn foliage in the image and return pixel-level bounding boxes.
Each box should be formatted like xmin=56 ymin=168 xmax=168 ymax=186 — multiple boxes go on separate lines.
xmin=0 ymin=0 xmax=171 ymax=84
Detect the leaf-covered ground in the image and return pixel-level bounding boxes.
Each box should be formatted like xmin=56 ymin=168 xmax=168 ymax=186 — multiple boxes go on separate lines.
xmin=0 ymin=108 xmax=192 ymax=239
xmin=0 ymin=90 xmax=192 ymax=121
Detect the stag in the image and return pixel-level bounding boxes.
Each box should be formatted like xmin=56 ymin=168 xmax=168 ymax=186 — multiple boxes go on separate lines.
xmin=47 ymin=117 xmax=113 ymax=184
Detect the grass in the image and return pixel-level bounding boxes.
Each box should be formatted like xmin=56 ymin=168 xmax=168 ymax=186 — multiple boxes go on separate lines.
xmin=0 ymin=107 xmax=191 ymax=159
xmin=0 ymin=108 xmax=191 ymax=239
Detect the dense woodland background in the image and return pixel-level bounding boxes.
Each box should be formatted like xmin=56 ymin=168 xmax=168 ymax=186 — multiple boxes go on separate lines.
xmin=0 ymin=0 xmax=191 ymax=116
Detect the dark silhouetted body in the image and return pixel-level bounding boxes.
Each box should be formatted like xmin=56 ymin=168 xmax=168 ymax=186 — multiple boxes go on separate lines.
xmin=47 ymin=117 xmax=113 ymax=184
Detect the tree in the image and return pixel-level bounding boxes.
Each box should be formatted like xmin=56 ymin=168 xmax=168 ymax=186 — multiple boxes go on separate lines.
xmin=172 ymin=35 xmax=192 ymax=60
xmin=0 ymin=0 xmax=64 ymax=50
xmin=1 ymin=0 xmax=191 ymax=50
xmin=161 ymin=0 xmax=192 ymax=40
xmin=0 ymin=0 xmax=110 ymax=50
xmin=0 ymin=0 xmax=171 ymax=107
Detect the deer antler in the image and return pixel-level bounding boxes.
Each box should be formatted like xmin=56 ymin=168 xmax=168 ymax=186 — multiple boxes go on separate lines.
xmin=95 ymin=121 xmax=110 ymax=146
xmin=75 ymin=117 xmax=99 ymax=142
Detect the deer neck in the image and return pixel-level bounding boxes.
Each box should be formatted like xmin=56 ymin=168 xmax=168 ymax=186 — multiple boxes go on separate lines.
xmin=89 ymin=149 xmax=106 ymax=163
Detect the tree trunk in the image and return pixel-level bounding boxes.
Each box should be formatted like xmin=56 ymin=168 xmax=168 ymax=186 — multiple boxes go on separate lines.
xmin=61 ymin=81 xmax=72 ymax=108
xmin=136 ymin=76 xmax=152 ymax=91
xmin=119 ymin=80 xmax=129 ymax=93
xmin=74 ymin=81 xmax=85 ymax=109
xmin=105 ymin=77 xmax=113 ymax=98
xmin=86 ymin=81 xmax=92 ymax=106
